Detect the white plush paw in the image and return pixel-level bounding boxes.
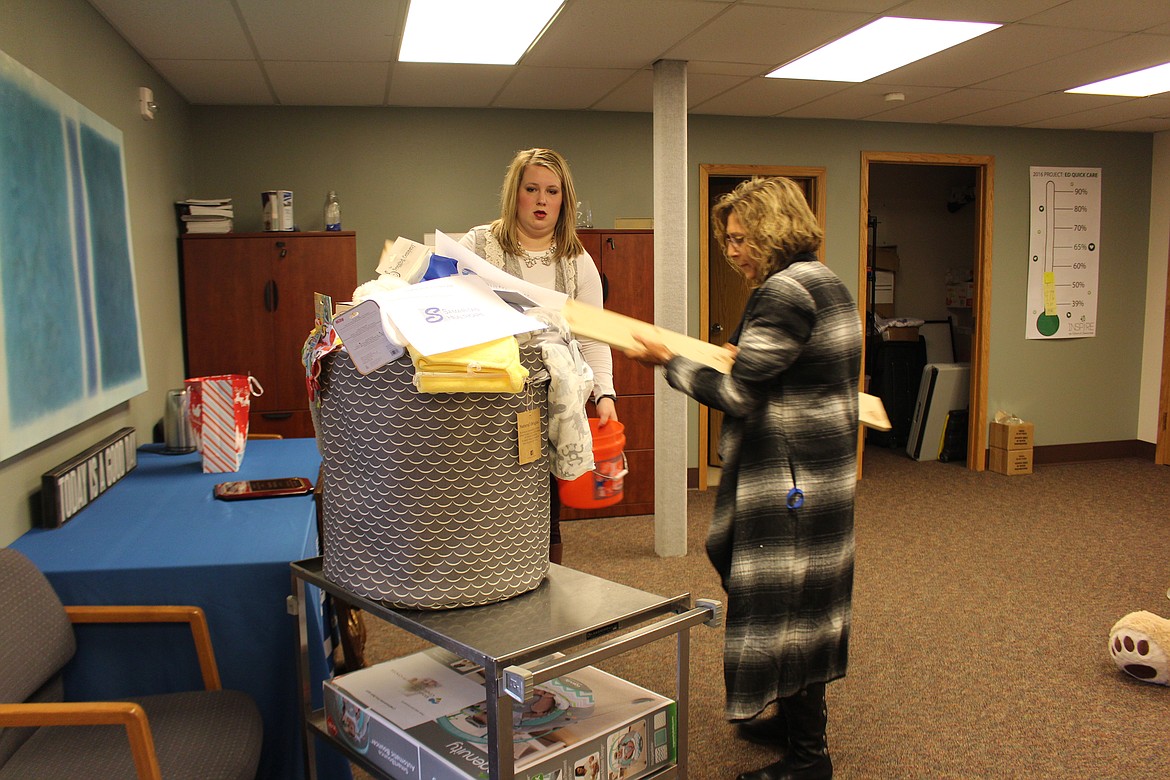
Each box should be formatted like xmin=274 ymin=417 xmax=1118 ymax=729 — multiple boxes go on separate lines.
xmin=1110 ymin=627 xmax=1170 ymax=684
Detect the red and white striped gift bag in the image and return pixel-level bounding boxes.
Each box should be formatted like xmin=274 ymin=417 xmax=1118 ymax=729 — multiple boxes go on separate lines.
xmin=183 ymin=375 xmax=263 ymax=473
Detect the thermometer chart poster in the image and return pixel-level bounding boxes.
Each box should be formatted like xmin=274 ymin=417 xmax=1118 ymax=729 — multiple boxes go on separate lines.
xmin=1027 ymin=167 xmax=1101 ymax=339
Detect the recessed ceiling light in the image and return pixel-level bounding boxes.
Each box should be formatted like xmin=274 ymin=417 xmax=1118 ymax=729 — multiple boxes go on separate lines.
xmin=1066 ymin=62 xmax=1170 ymax=97
xmin=766 ymin=17 xmax=1001 ymax=83
xmin=399 ymin=0 xmax=563 ymax=65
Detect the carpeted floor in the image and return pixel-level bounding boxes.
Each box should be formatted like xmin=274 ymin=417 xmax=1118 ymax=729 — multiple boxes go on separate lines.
xmin=352 ymin=446 xmax=1170 ymax=778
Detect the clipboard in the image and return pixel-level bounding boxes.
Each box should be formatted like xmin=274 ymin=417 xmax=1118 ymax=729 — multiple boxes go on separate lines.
xmin=562 ymin=298 xmax=891 ymax=430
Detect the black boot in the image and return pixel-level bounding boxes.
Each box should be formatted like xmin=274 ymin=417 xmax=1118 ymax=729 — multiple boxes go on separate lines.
xmin=735 ymin=684 xmax=831 ymax=780
xmin=735 ymin=708 xmax=788 ymax=748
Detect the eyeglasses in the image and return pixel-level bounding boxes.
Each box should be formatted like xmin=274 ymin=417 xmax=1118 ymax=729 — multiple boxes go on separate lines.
xmin=725 ymin=234 xmax=747 ymax=248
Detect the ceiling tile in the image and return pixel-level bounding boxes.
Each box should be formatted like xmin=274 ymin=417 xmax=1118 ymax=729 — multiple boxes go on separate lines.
xmin=493 ymin=66 xmax=638 ymax=110
xmin=941 ymin=91 xmax=1128 ymax=126
xmin=780 ymin=83 xmax=952 ymax=120
xmin=150 ymin=59 xmax=273 ymax=104
xmin=265 ymin=61 xmax=389 ymax=106
xmin=976 ymin=33 xmax=1170 ymax=92
xmin=1021 ymin=0 xmax=1170 ymax=32
xmin=525 ymin=0 xmax=727 ymax=69
xmin=386 ymin=63 xmax=511 ymax=108
xmin=88 ymin=0 xmax=253 ymax=59
xmin=881 ymin=24 xmax=1123 ymax=89
xmin=663 ymin=5 xmax=872 ymax=68
xmin=864 ymin=88 xmax=1038 ymax=124
xmin=693 ymin=78 xmax=850 ymax=117
xmin=239 ymin=0 xmax=407 ymax=62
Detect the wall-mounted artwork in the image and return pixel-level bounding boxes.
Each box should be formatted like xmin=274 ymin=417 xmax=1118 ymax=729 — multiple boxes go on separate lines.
xmin=0 ymin=49 xmax=147 ymax=462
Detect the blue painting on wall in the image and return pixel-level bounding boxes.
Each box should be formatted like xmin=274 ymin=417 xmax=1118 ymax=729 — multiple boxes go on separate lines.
xmin=0 ymin=49 xmax=146 ymax=462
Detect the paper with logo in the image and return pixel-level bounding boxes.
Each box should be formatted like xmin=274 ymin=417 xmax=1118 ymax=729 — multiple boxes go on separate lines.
xmin=434 ymin=229 xmax=569 ymax=310
xmin=379 ymin=273 xmax=545 ymax=356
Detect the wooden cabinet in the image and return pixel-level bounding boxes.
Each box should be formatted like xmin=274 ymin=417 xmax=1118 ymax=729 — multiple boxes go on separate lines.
xmin=563 ymin=229 xmax=655 ymax=519
xmin=180 ymin=232 xmax=357 ymax=438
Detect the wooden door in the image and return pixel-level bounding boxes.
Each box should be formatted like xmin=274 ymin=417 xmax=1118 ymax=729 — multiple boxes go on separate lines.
xmin=181 ymin=236 xmax=278 ymax=399
xmin=600 ymin=232 xmax=655 ymax=396
xmin=268 ymin=234 xmax=356 ymax=411
xmin=702 ymin=170 xmax=824 ymax=470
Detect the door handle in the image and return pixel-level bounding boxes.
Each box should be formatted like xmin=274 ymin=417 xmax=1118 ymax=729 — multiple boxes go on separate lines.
xmin=263 ymin=280 xmax=275 ymax=312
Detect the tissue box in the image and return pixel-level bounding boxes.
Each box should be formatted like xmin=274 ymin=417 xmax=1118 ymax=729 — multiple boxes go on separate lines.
xmin=323 ymin=647 xmax=677 ymax=780
xmin=990 ymin=446 xmax=1033 ymax=475
xmin=989 ymin=420 xmax=1033 ymax=450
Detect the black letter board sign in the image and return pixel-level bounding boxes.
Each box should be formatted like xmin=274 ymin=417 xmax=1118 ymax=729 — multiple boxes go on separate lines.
xmin=41 ymin=427 xmax=138 ymax=528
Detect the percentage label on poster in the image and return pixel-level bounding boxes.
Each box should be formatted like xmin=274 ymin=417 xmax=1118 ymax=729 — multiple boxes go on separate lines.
xmin=1026 ymin=167 xmax=1101 ymax=339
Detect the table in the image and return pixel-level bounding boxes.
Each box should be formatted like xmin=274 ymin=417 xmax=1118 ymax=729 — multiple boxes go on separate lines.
xmin=11 ymin=438 xmax=350 ymax=780
xmin=292 ymin=556 xmax=722 ymax=779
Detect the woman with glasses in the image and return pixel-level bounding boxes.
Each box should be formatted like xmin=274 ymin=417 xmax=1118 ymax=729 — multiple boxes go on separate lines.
xmin=626 ymin=177 xmax=860 ymax=780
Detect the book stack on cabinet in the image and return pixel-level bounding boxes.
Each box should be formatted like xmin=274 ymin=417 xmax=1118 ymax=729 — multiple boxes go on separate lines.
xmin=565 ymin=229 xmax=655 ymax=519
xmin=180 ymin=232 xmax=357 ymax=438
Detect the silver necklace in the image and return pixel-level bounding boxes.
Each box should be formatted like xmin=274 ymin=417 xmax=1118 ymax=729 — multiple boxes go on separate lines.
xmin=521 ymin=244 xmax=556 ymax=268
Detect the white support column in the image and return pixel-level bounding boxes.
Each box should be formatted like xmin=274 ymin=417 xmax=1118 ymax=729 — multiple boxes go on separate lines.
xmin=652 ymin=59 xmax=688 ymax=557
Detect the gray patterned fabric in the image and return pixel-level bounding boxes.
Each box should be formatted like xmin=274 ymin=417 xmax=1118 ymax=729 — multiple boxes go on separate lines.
xmin=0 ymin=549 xmax=263 ymax=780
xmin=664 ymin=258 xmax=861 ymax=721
xmin=315 ymin=345 xmax=551 ymax=609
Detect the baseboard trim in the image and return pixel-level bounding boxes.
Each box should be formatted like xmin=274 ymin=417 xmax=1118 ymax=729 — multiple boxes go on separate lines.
xmin=1032 ymin=439 xmax=1156 ymax=465
xmin=690 ymin=441 xmax=1158 ymax=483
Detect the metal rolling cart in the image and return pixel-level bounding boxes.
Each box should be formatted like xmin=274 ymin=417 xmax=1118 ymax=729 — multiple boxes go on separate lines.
xmin=291 ymin=557 xmax=721 ymax=780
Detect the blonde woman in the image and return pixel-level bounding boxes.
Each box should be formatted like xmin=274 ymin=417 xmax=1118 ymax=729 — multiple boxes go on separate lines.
xmin=460 ymin=148 xmax=617 ymax=564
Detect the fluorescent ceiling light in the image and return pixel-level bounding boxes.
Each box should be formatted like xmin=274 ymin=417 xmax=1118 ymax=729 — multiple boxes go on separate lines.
xmin=766 ymin=17 xmax=1001 ymax=83
xmin=1066 ymin=62 xmax=1170 ymax=97
xmin=399 ymin=0 xmax=562 ymax=65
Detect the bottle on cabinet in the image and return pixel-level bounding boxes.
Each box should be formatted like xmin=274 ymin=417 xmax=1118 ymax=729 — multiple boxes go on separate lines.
xmin=324 ymin=191 xmax=341 ymax=231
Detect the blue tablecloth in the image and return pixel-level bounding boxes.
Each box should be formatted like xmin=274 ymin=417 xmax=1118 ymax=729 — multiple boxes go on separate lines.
xmin=11 ymin=438 xmax=350 ymax=780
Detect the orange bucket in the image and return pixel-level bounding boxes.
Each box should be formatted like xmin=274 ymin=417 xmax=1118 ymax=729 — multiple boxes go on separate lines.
xmin=557 ymin=419 xmax=628 ymax=509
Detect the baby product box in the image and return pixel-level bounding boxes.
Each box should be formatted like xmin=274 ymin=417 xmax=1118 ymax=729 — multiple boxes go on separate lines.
xmin=323 ymin=646 xmax=677 ymax=780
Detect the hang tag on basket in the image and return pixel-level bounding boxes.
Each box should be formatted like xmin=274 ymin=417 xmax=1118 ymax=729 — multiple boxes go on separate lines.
xmin=516 ymin=409 xmax=541 ymax=465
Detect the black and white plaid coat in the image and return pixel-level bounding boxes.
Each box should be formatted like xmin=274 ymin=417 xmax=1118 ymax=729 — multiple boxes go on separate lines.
xmin=665 ymin=256 xmax=861 ymax=720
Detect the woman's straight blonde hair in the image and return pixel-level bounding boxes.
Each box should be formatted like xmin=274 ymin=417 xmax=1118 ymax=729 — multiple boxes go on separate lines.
xmin=491 ymin=148 xmax=585 ymax=261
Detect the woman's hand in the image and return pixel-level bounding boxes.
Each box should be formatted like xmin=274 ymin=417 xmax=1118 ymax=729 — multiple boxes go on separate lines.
xmin=624 ymin=334 xmax=674 ymax=367
xmin=595 ymin=396 xmax=618 ymax=425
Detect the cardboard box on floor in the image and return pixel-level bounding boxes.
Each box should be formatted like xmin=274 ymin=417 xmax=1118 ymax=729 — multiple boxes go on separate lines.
xmin=323 ymin=646 xmax=677 ymax=780
xmin=989 ymin=419 xmax=1034 ymax=450
xmin=990 ymin=446 xmax=1033 ymax=475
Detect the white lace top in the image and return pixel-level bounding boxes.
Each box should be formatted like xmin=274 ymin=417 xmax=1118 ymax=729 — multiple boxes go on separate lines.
xmin=459 ymin=225 xmax=615 ymax=399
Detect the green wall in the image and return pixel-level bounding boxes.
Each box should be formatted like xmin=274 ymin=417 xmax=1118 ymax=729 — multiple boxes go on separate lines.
xmin=0 ymin=0 xmax=1160 ymax=546
xmin=191 ymin=106 xmax=1153 ymax=449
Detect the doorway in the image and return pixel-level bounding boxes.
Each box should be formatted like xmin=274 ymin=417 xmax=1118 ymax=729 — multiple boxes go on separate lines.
xmin=698 ymin=165 xmax=827 ymax=490
xmin=859 ymin=152 xmax=994 ymax=470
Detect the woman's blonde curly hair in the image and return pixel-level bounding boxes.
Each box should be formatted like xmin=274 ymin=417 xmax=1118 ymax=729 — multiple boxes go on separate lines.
xmin=712 ymin=177 xmax=822 ymax=285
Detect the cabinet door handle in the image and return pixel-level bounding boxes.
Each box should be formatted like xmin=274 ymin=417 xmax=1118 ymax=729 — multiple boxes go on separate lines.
xmin=606 ymin=237 xmax=615 ymax=250
xmin=271 ymin=280 xmax=278 ymax=311
xmin=261 ymin=412 xmax=293 ymax=421
xmin=263 ymin=280 xmax=274 ymax=312
xmin=601 ymin=272 xmax=609 ymax=303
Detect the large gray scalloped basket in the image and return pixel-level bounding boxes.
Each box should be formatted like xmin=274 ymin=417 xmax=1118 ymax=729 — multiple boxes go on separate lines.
xmin=315 ymin=347 xmax=549 ymax=609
